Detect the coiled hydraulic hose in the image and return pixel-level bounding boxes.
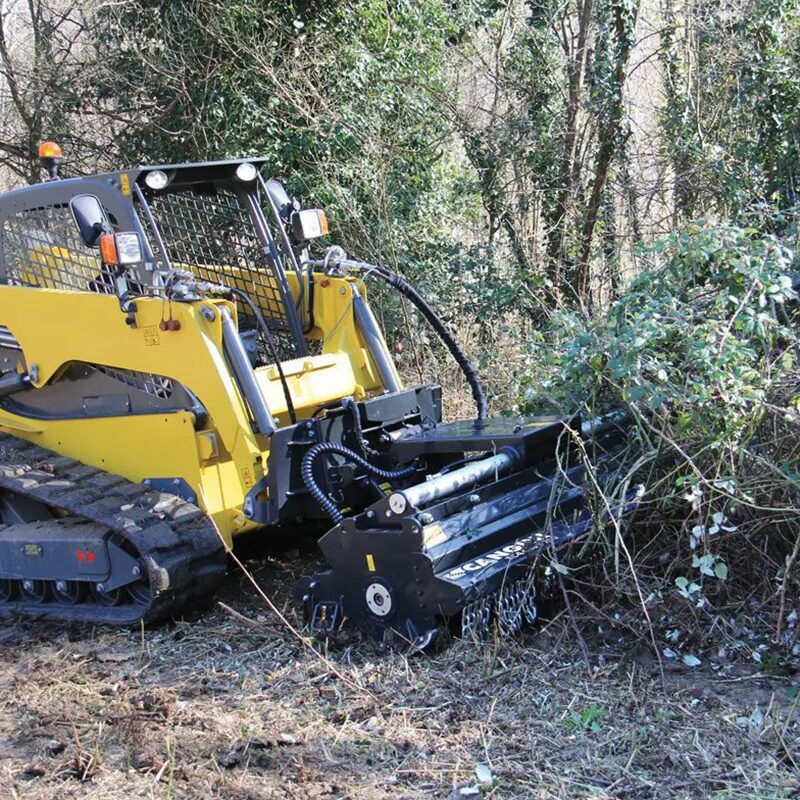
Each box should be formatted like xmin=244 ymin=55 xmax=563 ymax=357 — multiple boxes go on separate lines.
xmin=301 ymin=441 xmax=417 ymax=524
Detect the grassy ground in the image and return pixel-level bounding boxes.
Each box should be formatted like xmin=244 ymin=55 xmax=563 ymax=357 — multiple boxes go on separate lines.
xmin=1 ymin=555 xmax=798 ymax=800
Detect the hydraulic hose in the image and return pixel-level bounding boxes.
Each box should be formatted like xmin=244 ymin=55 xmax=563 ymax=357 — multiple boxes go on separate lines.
xmin=301 ymin=441 xmax=417 ymax=524
xmin=343 ymin=396 xmax=381 ymax=458
xmin=345 ymin=260 xmax=488 ymax=419
xmin=227 ymin=287 xmax=297 ymax=425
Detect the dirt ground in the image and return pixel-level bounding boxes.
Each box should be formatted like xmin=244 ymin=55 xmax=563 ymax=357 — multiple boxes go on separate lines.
xmin=1 ymin=556 xmax=798 ymax=800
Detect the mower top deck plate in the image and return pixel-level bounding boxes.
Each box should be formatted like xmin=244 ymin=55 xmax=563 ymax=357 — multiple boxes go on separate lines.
xmin=388 ymin=415 xmax=575 ymax=460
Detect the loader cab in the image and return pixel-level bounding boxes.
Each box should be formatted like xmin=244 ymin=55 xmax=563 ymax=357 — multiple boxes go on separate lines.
xmin=129 ymin=161 xmax=380 ymax=422
xmin=0 ymin=159 xmax=323 ymax=366
xmin=0 ymin=157 xmax=398 ymax=431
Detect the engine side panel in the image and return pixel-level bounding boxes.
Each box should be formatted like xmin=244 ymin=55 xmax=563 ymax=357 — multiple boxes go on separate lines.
xmin=0 ymin=288 xmax=262 ymax=544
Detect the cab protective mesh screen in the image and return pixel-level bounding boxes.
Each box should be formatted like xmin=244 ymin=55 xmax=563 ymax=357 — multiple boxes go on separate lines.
xmin=140 ymin=187 xmax=304 ymax=361
xmin=2 ymin=204 xmax=111 ymax=293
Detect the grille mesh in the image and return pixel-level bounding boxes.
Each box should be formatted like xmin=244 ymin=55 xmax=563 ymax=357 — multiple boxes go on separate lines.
xmin=140 ymin=187 xmax=302 ymax=360
xmin=94 ymin=365 xmax=174 ymax=399
xmin=2 ymin=204 xmax=111 ymax=293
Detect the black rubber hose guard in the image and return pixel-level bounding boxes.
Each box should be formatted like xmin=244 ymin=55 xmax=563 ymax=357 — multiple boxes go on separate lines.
xmin=301 ymin=441 xmax=416 ymax=524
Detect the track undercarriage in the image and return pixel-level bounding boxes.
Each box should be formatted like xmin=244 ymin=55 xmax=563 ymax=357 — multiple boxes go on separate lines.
xmin=0 ymin=434 xmax=226 ymax=624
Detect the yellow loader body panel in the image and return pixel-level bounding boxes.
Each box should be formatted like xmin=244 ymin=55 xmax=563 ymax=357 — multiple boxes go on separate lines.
xmin=0 ymin=273 xmax=393 ymax=546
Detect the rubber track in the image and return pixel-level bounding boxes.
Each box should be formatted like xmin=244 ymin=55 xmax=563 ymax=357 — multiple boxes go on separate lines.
xmin=0 ymin=433 xmax=227 ymax=625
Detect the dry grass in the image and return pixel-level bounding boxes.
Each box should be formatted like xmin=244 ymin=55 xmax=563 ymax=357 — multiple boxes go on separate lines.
xmin=1 ymin=553 xmax=798 ymax=800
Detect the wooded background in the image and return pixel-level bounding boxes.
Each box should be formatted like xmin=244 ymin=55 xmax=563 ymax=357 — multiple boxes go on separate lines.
xmin=1 ymin=0 xmax=797 ymax=307
xmin=0 ymin=0 xmax=798 ymax=646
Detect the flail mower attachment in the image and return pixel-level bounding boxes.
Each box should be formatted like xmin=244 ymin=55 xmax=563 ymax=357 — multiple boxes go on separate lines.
xmin=296 ymin=414 xmax=633 ymax=648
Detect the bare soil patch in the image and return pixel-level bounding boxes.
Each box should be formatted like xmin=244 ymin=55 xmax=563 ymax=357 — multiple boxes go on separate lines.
xmin=1 ymin=556 xmax=798 ymax=799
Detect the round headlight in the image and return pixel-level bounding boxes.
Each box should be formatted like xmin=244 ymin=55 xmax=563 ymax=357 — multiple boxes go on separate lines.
xmin=144 ymin=170 xmax=169 ymax=190
xmin=235 ymin=162 xmax=258 ymax=182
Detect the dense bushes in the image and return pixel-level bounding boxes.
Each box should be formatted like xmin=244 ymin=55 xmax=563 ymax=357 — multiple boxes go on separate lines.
xmin=523 ymin=219 xmax=800 ymax=647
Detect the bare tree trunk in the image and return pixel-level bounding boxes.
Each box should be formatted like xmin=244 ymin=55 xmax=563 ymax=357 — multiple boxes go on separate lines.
xmin=0 ymin=0 xmax=112 ymax=184
xmin=575 ymin=0 xmax=638 ymax=303
xmin=546 ymin=0 xmax=595 ymax=290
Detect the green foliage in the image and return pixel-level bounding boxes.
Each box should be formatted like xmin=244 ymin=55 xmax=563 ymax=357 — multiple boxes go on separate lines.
xmin=591 ymin=0 xmax=638 ymax=136
xmin=660 ymin=0 xmax=800 ymax=217
xmin=564 ymin=705 xmax=606 ymax=733
xmin=501 ymin=2 xmax=565 ymax=228
xmin=525 ymin=216 xmax=799 ymax=604
xmin=531 ymin=221 xmax=797 ymax=438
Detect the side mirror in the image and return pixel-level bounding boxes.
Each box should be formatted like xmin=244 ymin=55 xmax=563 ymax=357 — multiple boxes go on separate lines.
xmin=265 ymin=179 xmax=295 ymax=223
xmin=70 ymin=194 xmax=108 ymax=247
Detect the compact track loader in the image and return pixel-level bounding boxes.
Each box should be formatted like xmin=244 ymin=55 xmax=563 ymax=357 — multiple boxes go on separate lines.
xmin=0 ymin=145 xmax=630 ymax=646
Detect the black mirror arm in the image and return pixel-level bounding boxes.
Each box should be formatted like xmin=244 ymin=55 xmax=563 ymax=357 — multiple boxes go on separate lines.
xmin=87 ymin=221 xmax=105 ymax=247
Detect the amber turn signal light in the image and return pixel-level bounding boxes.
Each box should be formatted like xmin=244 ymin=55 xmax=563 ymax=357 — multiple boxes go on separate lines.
xmin=38 ymin=141 xmax=63 ymax=159
xmin=99 ymin=233 xmax=119 ymax=265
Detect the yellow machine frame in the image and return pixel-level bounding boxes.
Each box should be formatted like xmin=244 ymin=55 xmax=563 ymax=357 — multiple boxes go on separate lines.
xmin=0 ymin=274 xmax=400 ymax=545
